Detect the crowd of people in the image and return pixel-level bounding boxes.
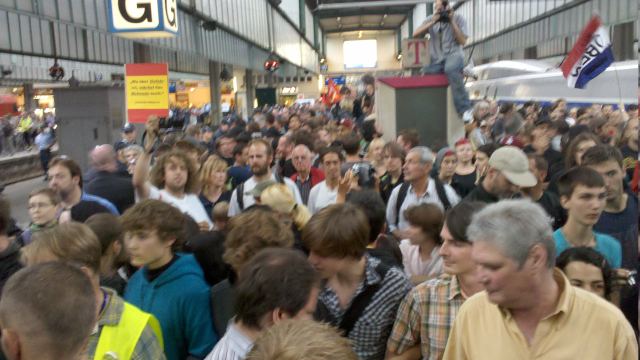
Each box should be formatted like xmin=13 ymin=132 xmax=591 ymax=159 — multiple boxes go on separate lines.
xmin=0 ymin=89 xmax=637 ymax=360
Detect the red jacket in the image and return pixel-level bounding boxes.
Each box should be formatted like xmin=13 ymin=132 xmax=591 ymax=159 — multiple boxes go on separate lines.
xmin=291 ymin=167 xmax=325 ymax=188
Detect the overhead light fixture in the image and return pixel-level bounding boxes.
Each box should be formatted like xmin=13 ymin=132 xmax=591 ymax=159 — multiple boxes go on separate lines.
xmin=383 ymin=14 xmax=388 ymax=18
xmin=320 ymin=58 xmax=326 ymax=64
xmin=396 ymin=53 xmax=403 ymax=61
xmin=337 ymin=17 xmax=341 ymax=22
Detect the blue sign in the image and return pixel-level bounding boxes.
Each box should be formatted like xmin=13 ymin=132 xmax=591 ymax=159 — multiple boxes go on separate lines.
xmin=108 ymin=0 xmax=178 ymax=38
xmin=325 ymin=76 xmax=346 ymax=86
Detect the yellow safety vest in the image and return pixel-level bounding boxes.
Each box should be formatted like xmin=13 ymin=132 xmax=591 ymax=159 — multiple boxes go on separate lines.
xmin=94 ymin=302 xmax=164 ymax=360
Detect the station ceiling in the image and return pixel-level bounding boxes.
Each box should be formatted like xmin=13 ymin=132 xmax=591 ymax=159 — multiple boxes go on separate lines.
xmin=307 ymin=0 xmax=415 ymax=33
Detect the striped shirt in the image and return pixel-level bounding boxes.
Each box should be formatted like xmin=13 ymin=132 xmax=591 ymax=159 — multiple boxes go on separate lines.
xmin=317 ymin=255 xmax=411 ymax=360
xmin=204 ymin=322 xmax=253 ymax=360
xmin=387 ymin=274 xmax=465 ymax=360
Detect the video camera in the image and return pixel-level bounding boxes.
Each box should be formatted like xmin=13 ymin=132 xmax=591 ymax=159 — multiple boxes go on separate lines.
xmin=351 ymin=162 xmax=377 ymax=188
xmin=436 ymin=0 xmax=467 ymax=23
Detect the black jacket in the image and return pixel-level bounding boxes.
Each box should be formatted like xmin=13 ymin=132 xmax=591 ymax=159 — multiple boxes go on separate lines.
xmin=0 ymin=240 xmax=23 ymax=297
xmin=84 ymin=171 xmax=135 ymax=214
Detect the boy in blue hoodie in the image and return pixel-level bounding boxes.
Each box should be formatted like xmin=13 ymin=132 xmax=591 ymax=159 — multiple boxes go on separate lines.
xmin=122 ymin=199 xmax=217 ymax=360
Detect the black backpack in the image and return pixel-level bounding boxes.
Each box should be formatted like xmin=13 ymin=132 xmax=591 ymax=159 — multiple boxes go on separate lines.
xmin=394 ymin=177 xmax=452 ymax=226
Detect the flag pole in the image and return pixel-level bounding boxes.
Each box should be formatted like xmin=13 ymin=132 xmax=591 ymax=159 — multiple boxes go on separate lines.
xmin=609 ymin=25 xmax=624 ymax=109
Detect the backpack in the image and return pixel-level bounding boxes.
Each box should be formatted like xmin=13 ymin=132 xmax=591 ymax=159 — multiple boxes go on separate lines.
xmin=314 ymin=262 xmax=391 ymax=337
xmin=394 ymin=177 xmax=452 ymax=226
xmin=235 ymin=173 xmax=285 ymax=211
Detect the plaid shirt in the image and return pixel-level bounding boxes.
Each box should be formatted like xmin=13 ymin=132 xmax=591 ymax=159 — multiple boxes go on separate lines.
xmin=87 ymin=287 xmax=166 ymax=360
xmin=387 ymin=274 xmax=465 ymax=360
xmin=318 ymin=255 xmax=411 ymax=360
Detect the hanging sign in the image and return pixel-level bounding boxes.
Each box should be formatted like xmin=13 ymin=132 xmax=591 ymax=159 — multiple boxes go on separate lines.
xmin=125 ymin=63 xmax=169 ymax=123
xmin=108 ymin=0 xmax=178 ymax=38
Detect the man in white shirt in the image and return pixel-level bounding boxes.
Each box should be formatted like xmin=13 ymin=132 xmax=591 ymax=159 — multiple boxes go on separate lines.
xmin=205 ymin=248 xmax=320 ymax=360
xmin=308 ymin=146 xmax=344 ymax=214
xmin=386 ymin=146 xmax=460 ymax=238
xmin=228 ymin=139 xmax=302 ymax=216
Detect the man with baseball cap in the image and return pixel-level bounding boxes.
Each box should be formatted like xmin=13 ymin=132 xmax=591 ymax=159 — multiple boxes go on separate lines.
xmin=463 ymin=146 xmax=536 ymax=203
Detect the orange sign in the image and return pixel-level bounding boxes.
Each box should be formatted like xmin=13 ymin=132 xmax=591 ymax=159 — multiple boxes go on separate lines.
xmin=125 ymin=63 xmax=169 ymax=123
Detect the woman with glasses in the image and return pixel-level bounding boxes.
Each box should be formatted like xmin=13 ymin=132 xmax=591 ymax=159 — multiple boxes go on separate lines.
xmin=18 ymin=188 xmax=61 ymax=246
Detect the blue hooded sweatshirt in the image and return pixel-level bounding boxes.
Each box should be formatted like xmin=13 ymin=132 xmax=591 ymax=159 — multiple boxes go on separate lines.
xmin=124 ymin=254 xmax=217 ymax=360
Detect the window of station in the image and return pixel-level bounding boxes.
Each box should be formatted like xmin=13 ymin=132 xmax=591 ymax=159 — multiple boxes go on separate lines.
xmin=343 ymin=39 xmax=377 ymax=69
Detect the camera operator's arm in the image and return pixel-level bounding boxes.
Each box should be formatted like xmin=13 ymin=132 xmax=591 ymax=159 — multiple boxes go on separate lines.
xmin=412 ymin=14 xmax=439 ymax=38
xmin=450 ymin=11 xmax=468 ymax=45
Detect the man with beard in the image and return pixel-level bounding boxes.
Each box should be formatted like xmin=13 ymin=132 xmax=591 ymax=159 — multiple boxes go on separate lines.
xmin=463 ymin=146 xmax=536 ymax=203
xmin=48 ymin=156 xmax=119 ymax=215
xmin=228 ymin=139 xmax=302 ymax=216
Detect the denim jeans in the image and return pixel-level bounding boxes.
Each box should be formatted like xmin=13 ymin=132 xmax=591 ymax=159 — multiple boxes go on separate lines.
xmin=422 ymin=53 xmax=471 ymax=115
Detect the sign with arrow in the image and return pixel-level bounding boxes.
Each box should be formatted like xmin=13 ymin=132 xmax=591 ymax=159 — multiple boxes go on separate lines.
xmin=108 ymin=0 xmax=178 ymax=38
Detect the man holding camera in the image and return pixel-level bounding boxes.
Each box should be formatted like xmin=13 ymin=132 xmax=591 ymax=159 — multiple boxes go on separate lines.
xmin=413 ymin=0 xmax=472 ymax=120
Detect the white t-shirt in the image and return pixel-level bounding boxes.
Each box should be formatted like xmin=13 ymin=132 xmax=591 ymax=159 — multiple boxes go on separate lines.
xmin=148 ymin=186 xmax=213 ymax=228
xmin=227 ymin=174 xmax=303 ymax=217
xmin=308 ymin=180 xmax=338 ymax=214
xmin=399 ymin=239 xmax=443 ymax=280
xmin=204 ymin=322 xmax=253 ymax=360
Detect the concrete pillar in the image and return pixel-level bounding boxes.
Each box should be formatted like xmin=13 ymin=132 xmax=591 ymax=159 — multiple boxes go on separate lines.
xmin=209 ymin=61 xmax=222 ymax=125
xmin=245 ymin=69 xmax=255 ymax=114
xmin=23 ymin=83 xmax=36 ymax=111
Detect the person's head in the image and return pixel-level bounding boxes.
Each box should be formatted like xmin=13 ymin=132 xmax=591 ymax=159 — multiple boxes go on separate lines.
xmin=403 ymin=146 xmax=434 ymax=183
xmin=397 ymin=129 xmax=419 ymax=152
xmin=483 ymin=146 xmax=536 ymax=198
xmin=474 ymin=143 xmax=499 ymax=177
xmin=304 ymin=203 xmax=370 ymax=278
xmin=121 ymin=199 xmax=187 ymax=268
xmin=620 ymin=116 xmax=639 ymax=147
xmin=467 ymin=199 xmax=555 ymax=309
xmin=557 ymin=166 xmax=606 ymax=226
xmin=85 ymin=213 xmax=127 ymax=275
xmin=454 ymin=138 xmax=474 ymax=164
xmin=122 ymin=123 xmax=137 ymax=143
xmin=124 ymin=144 xmax=143 ymax=164
xmin=525 ymin=154 xmax=548 ymax=187
xmin=556 ymin=247 xmax=612 ymax=300
xmin=581 ymin=145 xmax=625 ymax=204
xmin=276 ymin=134 xmax=294 ymax=159
xmin=217 ymin=134 xmax=236 ymax=158
xmin=246 ymin=319 xmax=358 ymax=360
xmin=403 ymin=203 xmax=444 ymax=246
xmin=346 ymin=190 xmax=387 ymax=243
xmin=212 ymin=201 xmax=230 ymax=231
xmin=23 ymin=222 xmax=102 ymax=282
xmin=260 ymin=184 xmax=311 ymax=230
xmin=174 ymin=140 xmax=204 ymax=171
xmin=438 ymin=149 xmax=457 ymax=180
xmin=319 ymin=146 xmax=344 ymax=181
xmin=383 ymin=142 xmax=405 ymax=174
xmin=288 ymin=114 xmax=301 ymax=131
xmin=149 ymin=150 xmax=199 ymax=194
xmin=248 ymin=138 xmax=274 ymax=177
xmin=27 ymin=188 xmax=61 ymax=226
xmin=473 ymin=101 xmax=490 ymax=121
xmin=233 ymin=142 xmax=249 ymax=166
xmin=89 ymin=144 xmax=118 ymax=172
xmin=199 ymin=155 xmax=229 ymax=192
xmin=439 ymin=202 xmax=486 ymax=275
xmin=48 ymin=156 xmax=82 ymax=199
xmin=235 ymin=248 xmax=320 ymax=330
xmin=291 ymin=144 xmax=312 ymax=176
xmin=367 ymin=138 xmax=385 ymax=163
xmin=223 ymin=208 xmax=294 ymax=273
xmin=339 ymin=133 xmax=361 ymax=156
xmin=315 ymin=128 xmax=332 ymax=146
xmin=0 ymin=263 xmax=96 ymax=360
xmin=564 ymin=132 xmax=600 ymax=168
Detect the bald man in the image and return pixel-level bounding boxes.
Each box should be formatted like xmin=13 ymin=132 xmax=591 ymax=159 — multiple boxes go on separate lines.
xmin=84 ymin=144 xmax=136 ymax=213
xmin=291 ymin=144 xmax=324 ymax=205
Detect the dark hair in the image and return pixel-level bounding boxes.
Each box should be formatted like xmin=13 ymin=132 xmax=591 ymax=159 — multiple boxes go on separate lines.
xmin=346 ymin=190 xmax=386 ymax=243
xmin=527 ymin=154 xmax=548 ymax=173
xmin=303 ymin=203 xmax=370 ymax=259
xmin=319 ymin=146 xmax=345 ymax=162
xmin=149 ymin=150 xmax=200 ymax=193
xmin=475 ymin=143 xmax=499 ymax=159
xmin=446 ymin=202 xmax=486 ymax=243
xmin=121 ymin=199 xmax=187 ymax=252
xmin=85 ymin=213 xmax=123 ymax=254
xmin=70 ymin=200 xmax=110 ymax=223
xmin=339 ymin=133 xmax=361 ymax=155
xmin=581 ymin=144 xmax=624 ymax=169
xmin=556 ymin=166 xmax=605 ymax=199
xmin=0 ymin=196 xmax=9 ymax=236
xmin=397 ymin=129 xmax=420 ymax=148
xmin=291 ymin=130 xmax=315 ymax=152
xmin=382 ymin=141 xmax=406 ymax=163
xmin=556 ymin=247 xmax=613 ymax=299
xmin=235 ymin=248 xmax=319 ymax=330
xmin=233 ymin=142 xmax=247 ymax=157
xmin=404 ymin=204 xmax=444 ymax=245
xmin=249 ymin=138 xmax=274 ymax=158
xmin=49 ymin=156 xmax=83 ymax=188
xmin=564 ymin=132 xmax=600 ymax=168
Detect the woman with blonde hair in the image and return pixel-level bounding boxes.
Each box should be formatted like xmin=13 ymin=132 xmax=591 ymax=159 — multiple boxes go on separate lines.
xmin=198 ymin=155 xmax=231 ymax=221
xmin=366 ymin=137 xmax=386 ymax=178
xmin=260 ymin=183 xmax=311 ymax=252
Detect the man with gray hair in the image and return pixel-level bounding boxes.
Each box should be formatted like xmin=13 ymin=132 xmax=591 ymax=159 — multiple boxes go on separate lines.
xmin=386 ymin=146 xmax=459 ymax=238
xmin=443 ymin=199 xmax=637 ymax=360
